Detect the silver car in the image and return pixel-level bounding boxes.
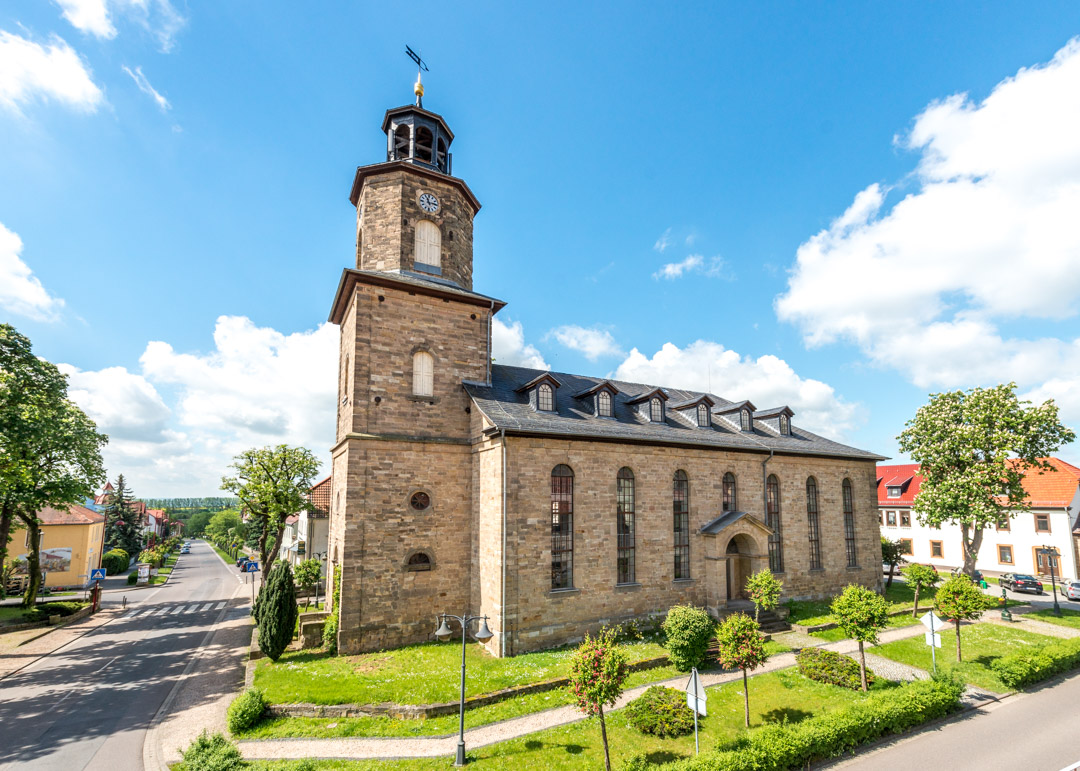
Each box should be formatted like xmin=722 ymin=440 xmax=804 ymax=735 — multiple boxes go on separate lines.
xmin=1062 ymin=581 xmax=1080 ymax=601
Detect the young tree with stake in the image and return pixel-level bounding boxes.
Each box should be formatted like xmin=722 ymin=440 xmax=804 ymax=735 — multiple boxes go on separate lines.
xmin=831 ymin=584 xmax=889 ymax=692
xmin=715 ymin=613 xmax=769 ymax=727
xmin=898 ymin=383 xmax=1073 ymax=577
xmin=902 ymin=563 xmax=940 ymax=618
xmin=567 ymin=628 xmax=628 ymax=771
xmin=745 ymin=568 xmax=783 ymax=625
xmin=935 ymin=574 xmax=986 ymax=663
xmin=881 ymin=536 xmax=906 ymax=591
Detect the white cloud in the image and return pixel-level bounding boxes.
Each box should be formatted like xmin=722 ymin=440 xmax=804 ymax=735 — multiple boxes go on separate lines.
xmin=653 ymin=254 xmax=731 ymax=281
xmin=653 ymin=227 xmax=672 ymax=253
xmin=0 ymin=31 xmax=104 ymax=114
xmin=776 ymin=38 xmax=1080 ymax=428
xmin=55 ymin=0 xmax=116 ymax=39
xmin=61 ymin=316 xmax=337 ymax=496
xmin=492 ymin=317 xmax=549 ymax=370
xmin=615 ymin=340 xmax=861 ymax=439
xmin=548 ymin=325 xmax=624 ymax=361
xmin=0 ymin=222 xmax=65 ymax=321
xmin=122 ymin=64 xmax=169 ymax=110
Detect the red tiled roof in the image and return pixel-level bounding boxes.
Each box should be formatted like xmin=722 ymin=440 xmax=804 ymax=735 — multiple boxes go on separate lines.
xmin=310 ymin=475 xmax=332 ymax=517
xmin=285 ymin=514 xmax=299 ymax=525
xmin=38 ymin=503 xmax=105 ymax=526
xmin=878 ymin=459 xmax=1080 ymax=508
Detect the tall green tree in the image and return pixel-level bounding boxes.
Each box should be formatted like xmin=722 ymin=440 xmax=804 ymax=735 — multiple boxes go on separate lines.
xmin=0 ymin=325 xmax=107 ymax=606
xmin=935 ymin=574 xmax=987 ymax=663
xmin=831 ymin=584 xmax=889 ymax=692
xmin=103 ymin=475 xmax=142 ymax=555
xmin=221 ymin=445 xmax=320 ymax=574
xmin=898 ymin=383 xmax=1074 ymax=577
xmin=745 ymin=568 xmax=783 ymax=624
xmin=881 ymin=536 xmax=906 ymax=590
xmin=715 ymin=613 xmax=770 ymax=726
xmin=257 ymin=560 xmax=299 ymax=661
xmin=567 ymin=627 xmax=629 ymax=771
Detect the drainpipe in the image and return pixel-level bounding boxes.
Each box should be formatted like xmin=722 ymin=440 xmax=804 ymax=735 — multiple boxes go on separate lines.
xmin=500 ymin=428 xmax=508 ymax=656
xmin=486 ymin=300 xmax=495 ymax=385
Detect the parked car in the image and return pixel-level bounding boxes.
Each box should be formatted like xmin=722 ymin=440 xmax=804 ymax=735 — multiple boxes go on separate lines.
xmin=180 ymin=545 xmax=190 ymax=554
xmin=1063 ymin=581 xmax=1080 ymax=601
xmin=950 ymin=567 xmax=983 ymax=583
xmin=235 ymin=555 xmax=250 ymax=569
xmin=1000 ymin=573 xmax=1044 ymax=594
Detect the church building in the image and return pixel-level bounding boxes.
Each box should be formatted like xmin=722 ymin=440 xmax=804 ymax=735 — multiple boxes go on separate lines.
xmin=326 ymin=79 xmax=885 ymax=657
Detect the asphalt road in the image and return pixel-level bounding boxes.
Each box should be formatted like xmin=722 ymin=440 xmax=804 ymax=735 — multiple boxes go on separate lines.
xmin=828 ymin=669 xmax=1080 ymax=771
xmin=0 ymin=540 xmax=243 ymax=770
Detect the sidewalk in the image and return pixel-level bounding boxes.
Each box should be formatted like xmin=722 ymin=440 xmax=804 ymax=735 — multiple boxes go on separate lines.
xmin=0 ymin=606 xmax=123 ymax=680
xmin=237 ymin=621 xmax=934 ymax=762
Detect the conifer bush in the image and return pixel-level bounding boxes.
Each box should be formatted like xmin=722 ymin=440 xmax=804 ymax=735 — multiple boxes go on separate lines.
xmin=662 ymin=605 xmax=715 ymax=671
xmin=257 ymin=561 xmax=298 ymax=661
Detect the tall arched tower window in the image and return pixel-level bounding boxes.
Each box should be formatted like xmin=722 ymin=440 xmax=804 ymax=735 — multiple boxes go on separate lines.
xmin=673 ymin=470 xmax=690 ymax=579
xmin=807 ymin=477 xmax=822 ymax=569
xmin=414 ymin=220 xmax=441 ymax=270
xmin=722 ymin=472 xmax=737 ymax=512
xmin=412 ymin=351 xmax=433 ymax=397
xmin=415 ymin=126 xmax=433 ymax=163
xmin=842 ymin=478 xmax=857 ymax=567
xmin=393 ymin=124 xmax=410 ymax=160
xmin=766 ymin=474 xmax=783 ymax=572
xmin=551 ymin=465 xmax=574 ymax=589
xmin=617 ymin=467 xmax=636 ymax=584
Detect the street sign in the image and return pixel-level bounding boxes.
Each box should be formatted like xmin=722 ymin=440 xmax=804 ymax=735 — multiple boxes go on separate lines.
xmin=920 ymin=611 xmax=944 ymax=631
xmin=90 ymin=568 xmax=106 ymax=582
xmin=684 ymin=668 xmax=706 ymax=716
xmin=244 ymin=561 xmax=260 ymax=573
xmin=924 ymin=631 xmax=942 ymax=648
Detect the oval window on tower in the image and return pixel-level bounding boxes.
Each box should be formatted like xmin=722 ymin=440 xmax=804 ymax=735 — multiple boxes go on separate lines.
xmin=414 ymin=220 xmax=442 ymax=272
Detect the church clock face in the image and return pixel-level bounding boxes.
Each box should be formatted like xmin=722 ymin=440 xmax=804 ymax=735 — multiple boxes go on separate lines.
xmin=419 ymin=192 xmax=440 ymax=213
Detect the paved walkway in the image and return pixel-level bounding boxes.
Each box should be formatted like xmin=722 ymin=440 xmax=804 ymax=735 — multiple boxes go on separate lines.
xmin=238 ymin=621 xmax=935 ymax=762
xmin=0 ymin=606 xmax=123 ymax=680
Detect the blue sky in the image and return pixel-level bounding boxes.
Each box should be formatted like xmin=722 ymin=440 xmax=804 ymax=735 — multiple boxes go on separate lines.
xmin=3 ymin=2 xmax=1080 ymax=494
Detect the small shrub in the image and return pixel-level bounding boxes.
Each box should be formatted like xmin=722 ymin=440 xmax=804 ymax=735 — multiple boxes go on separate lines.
xmin=180 ymin=730 xmax=245 ymax=771
xmin=625 ymin=686 xmax=696 ymax=737
xmin=662 ymin=605 xmax=715 ymax=671
xmin=991 ymin=637 xmax=1080 ymax=689
xmin=226 ymin=687 xmax=267 ymax=734
xmin=796 ymin=647 xmax=875 ymax=691
xmin=615 ymin=618 xmax=645 ymax=643
xmin=127 ymin=572 xmax=138 ymax=585
xmin=101 ymin=549 xmax=129 ymax=576
xmin=23 ymin=601 xmax=85 ymax=622
xmin=620 ymin=753 xmax=652 ymax=771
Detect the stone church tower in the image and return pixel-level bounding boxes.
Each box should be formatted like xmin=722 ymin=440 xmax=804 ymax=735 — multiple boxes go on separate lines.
xmin=327 ymin=83 xmax=504 ymax=654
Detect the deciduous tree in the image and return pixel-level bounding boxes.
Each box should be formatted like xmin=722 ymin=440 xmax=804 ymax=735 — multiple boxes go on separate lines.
xmin=901 ymin=563 xmax=940 ymax=618
xmin=294 ymin=558 xmax=321 ymax=609
xmin=935 ymin=574 xmax=986 ymax=663
xmin=831 ymin=585 xmax=889 ymax=692
xmin=898 ymin=383 xmax=1074 ymax=576
xmin=881 ymin=536 xmax=906 ymax=591
xmin=715 ymin=613 xmax=769 ymax=726
xmin=221 ymin=446 xmax=320 ymax=575
xmin=567 ymin=627 xmax=629 ymax=771
xmin=745 ymin=568 xmax=783 ymax=624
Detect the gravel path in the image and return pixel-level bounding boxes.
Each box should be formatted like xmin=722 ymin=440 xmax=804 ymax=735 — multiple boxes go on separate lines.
xmin=238 ymin=622 xmax=935 ymax=761
xmin=981 ymin=612 xmax=1080 ymax=639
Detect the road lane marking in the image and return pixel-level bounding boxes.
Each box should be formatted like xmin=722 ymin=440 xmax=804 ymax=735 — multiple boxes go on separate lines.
xmin=170 ymin=606 xmax=184 ymax=615
xmin=185 ymin=605 xmax=198 ymax=613
xmin=214 ymin=602 xmax=225 ymax=610
xmin=200 ymin=603 xmax=213 ymax=611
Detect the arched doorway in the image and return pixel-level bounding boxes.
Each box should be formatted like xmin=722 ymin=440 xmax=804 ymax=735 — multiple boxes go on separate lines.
xmin=725 ymin=533 xmax=756 ymax=601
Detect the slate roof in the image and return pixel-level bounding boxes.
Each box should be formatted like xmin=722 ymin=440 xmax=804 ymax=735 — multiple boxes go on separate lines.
xmin=329 ymin=269 xmax=506 ymax=324
xmin=464 ymin=365 xmax=885 ymax=461
xmin=699 ymin=510 xmax=771 ymax=535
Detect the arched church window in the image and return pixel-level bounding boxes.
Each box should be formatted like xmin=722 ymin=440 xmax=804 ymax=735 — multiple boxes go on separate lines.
xmin=414 ymin=220 xmax=441 ymax=270
xmin=673 ymin=470 xmax=690 ymax=579
xmin=722 ymin=472 xmax=737 ymax=512
xmin=406 ymin=552 xmax=432 ymax=571
xmin=650 ymin=398 xmax=663 ymax=423
xmin=538 ymin=383 xmax=554 ymax=412
xmin=767 ymin=474 xmax=783 ymax=572
xmin=394 ymin=124 xmax=410 ymax=160
xmin=413 ymin=351 xmax=433 ymax=397
xmin=843 ymin=478 xmax=857 ymax=567
xmin=415 ymin=126 xmax=433 ymax=163
xmin=741 ymin=409 xmax=752 ymax=431
xmin=807 ymin=476 xmax=822 ymax=569
xmin=551 ymin=465 xmax=574 ymax=590
xmin=597 ymin=390 xmax=613 ymax=417
xmin=697 ymin=403 xmax=709 ymax=427
xmin=617 ymin=467 xmax=636 ymax=584
xmin=779 ymin=414 xmax=789 ymax=435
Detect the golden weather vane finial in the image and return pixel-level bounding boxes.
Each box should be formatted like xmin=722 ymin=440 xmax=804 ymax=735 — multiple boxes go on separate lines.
xmin=406 ymin=45 xmax=429 ymax=108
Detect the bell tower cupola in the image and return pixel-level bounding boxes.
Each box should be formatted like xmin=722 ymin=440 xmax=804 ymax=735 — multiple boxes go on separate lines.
xmin=382 ymin=105 xmax=454 ymax=175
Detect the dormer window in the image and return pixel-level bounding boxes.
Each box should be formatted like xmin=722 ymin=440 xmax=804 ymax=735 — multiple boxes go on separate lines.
xmin=538 ymin=383 xmax=554 ymax=412
xmin=697 ymin=403 xmax=709 ymax=427
xmin=598 ymin=390 xmax=613 ymax=417
xmin=650 ymin=398 xmax=664 ymax=423
xmin=887 ymin=486 xmax=901 ymax=498
xmin=779 ymin=414 xmax=789 ymax=435
xmin=740 ymin=409 xmax=751 ymax=431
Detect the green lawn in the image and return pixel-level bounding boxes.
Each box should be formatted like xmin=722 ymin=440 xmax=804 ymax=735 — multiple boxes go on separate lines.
xmin=873 ymin=622 xmax=1055 ymax=692
xmin=1026 ymin=608 xmax=1080 ymax=629
xmin=810 ymin=614 xmax=921 ymax=642
xmin=149 ymin=554 xmax=178 ymax=585
xmin=0 ymin=606 xmax=29 ymax=626
xmin=232 ymin=669 xmax=894 ymax=770
xmin=787 ymin=583 xmax=938 ymax=628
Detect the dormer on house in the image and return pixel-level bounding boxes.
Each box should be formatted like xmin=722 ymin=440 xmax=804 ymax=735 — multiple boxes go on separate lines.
xmin=573 ymin=380 xmax=621 ymax=418
xmin=516 ymin=373 xmax=562 ymax=413
xmin=626 ymin=388 xmax=669 ymax=423
xmin=715 ymin=401 xmax=757 ymax=432
xmin=754 ymin=406 xmax=795 ymax=436
xmin=670 ymin=395 xmax=716 ymax=428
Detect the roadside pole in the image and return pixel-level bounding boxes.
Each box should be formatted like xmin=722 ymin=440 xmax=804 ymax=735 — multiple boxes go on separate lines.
xmin=684 ymin=667 xmax=707 ymax=755
xmin=921 ymin=610 xmax=943 ymax=673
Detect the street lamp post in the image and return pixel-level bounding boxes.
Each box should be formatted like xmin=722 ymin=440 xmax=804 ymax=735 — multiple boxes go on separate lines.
xmin=313 ymin=551 xmax=326 ymax=607
xmin=434 ymin=612 xmax=494 ymax=766
xmin=1041 ymin=546 xmax=1062 ymax=617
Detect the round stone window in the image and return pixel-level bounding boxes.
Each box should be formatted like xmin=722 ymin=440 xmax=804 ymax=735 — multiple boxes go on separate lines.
xmin=410 ymin=491 xmax=431 ymax=511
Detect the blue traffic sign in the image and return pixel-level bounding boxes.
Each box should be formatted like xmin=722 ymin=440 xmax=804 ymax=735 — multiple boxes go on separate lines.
xmin=244 ymin=561 xmax=260 ymax=572
xmin=90 ymin=568 xmax=106 ymax=582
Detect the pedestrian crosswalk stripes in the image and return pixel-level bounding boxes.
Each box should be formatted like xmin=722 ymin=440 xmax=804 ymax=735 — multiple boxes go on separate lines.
xmin=125 ymin=601 xmax=226 ymax=618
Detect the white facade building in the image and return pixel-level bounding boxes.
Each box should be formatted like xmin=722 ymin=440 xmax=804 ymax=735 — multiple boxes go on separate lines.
xmin=878 ymin=460 xmax=1080 ymax=582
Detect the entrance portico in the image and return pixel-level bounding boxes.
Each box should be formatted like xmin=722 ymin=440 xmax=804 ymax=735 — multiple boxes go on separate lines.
xmin=699 ymin=511 xmax=772 ymax=617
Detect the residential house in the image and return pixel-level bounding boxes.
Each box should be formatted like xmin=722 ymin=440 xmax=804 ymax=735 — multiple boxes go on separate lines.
xmin=8 ymin=504 xmax=106 ymax=590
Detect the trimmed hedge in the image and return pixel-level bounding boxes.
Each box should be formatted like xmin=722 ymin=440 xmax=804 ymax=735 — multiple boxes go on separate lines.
xmin=101 ymin=549 xmax=129 ymax=576
xmin=180 ymin=730 xmax=245 ymax=771
xmin=625 ymin=686 xmax=696 ymax=738
xmin=226 ymin=687 xmax=267 ymax=734
xmin=991 ymin=636 xmax=1080 ymax=689
xmin=659 ymin=678 xmax=963 ymax=771
xmin=796 ymin=647 xmax=875 ymax=691
xmin=663 ymin=605 xmax=715 ymax=671
xmin=23 ymin=601 xmax=86 ymax=622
